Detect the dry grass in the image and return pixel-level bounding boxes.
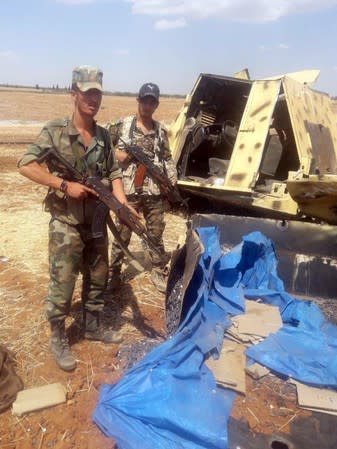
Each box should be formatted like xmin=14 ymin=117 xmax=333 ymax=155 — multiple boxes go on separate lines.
xmin=0 ymin=87 xmax=184 ymax=124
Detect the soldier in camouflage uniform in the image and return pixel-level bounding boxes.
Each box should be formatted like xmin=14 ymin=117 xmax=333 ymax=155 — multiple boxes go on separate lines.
xmin=106 ymin=83 xmax=177 ymax=293
xmin=18 ymin=66 xmax=133 ymax=372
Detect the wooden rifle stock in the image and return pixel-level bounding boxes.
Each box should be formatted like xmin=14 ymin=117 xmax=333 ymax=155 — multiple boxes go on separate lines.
xmin=115 ymin=136 xmax=188 ymax=209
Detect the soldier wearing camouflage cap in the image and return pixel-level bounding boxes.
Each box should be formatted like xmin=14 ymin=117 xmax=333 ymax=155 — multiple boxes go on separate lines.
xmin=18 ymin=66 xmax=135 ymax=371
xmin=106 ymin=83 xmax=177 ymax=293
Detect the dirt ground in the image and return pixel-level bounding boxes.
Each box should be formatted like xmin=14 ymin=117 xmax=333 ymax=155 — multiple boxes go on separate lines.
xmin=0 ymin=140 xmax=189 ymax=449
xmin=0 ymin=89 xmax=185 ymax=448
xmin=0 ymin=89 xmax=322 ymax=449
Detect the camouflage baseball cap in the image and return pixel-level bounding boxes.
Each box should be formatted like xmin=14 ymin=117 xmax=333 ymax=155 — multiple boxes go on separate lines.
xmin=72 ymin=65 xmax=103 ymax=92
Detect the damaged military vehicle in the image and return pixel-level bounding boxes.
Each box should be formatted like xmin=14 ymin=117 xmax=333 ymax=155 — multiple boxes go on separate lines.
xmin=169 ymin=69 xmax=337 ymax=224
xmin=167 ymin=69 xmax=337 ymax=316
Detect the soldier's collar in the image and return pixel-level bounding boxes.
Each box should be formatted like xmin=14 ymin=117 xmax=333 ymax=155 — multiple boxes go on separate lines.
xmin=68 ymin=118 xmax=79 ymax=136
xmin=68 ymin=117 xmax=100 ymax=140
xmin=95 ymin=124 xmax=106 ymax=147
xmin=134 ymin=116 xmax=158 ymax=135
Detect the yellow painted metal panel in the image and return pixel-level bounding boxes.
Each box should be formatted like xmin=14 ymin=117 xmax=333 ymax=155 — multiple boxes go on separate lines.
xmin=168 ymin=95 xmax=191 ymax=160
xmin=265 ymin=70 xmax=320 ymax=84
xmin=283 ymin=76 xmax=337 ymax=175
xmin=225 ymin=80 xmax=281 ymax=189
xmin=177 ymin=179 xmax=250 ymax=192
xmin=252 ymin=188 xmax=298 ymax=216
xmin=169 ymin=74 xmax=204 ymax=161
xmin=287 ymin=175 xmax=337 ymax=223
xmin=234 ymin=68 xmax=250 ymax=80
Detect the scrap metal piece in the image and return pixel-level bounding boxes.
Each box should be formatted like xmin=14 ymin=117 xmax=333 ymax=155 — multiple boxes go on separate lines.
xmin=165 ymin=229 xmax=204 ymax=335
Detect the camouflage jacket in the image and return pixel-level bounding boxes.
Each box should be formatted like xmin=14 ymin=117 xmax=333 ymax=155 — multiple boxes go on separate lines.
xmin=106 ymin=116 xmax=177 ymax=196
xmin=18 ymin=118 xmax=121 ymax=225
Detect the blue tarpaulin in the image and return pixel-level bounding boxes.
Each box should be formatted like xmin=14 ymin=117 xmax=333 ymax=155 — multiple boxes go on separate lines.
xmin=93 ymin=228 xmax=337 ymax=449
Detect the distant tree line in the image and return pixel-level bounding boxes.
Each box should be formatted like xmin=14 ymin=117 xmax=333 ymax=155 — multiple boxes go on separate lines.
xmin=0 ymin=83 xmax=185 ymax=98
xmin=0 ymin=83 xmax=71 ymax=93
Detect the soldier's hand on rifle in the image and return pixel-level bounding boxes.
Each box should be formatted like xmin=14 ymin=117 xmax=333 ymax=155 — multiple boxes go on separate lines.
xmin=125 ymin=202 xmax=141 ymax=220
xmin=115 ymin=150 xmax=131 ymax=164
xmin=63 ymin=181 xmax=98 ymax=199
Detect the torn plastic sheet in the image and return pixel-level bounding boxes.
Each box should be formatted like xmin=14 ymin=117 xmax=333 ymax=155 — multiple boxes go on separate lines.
xmin=244 ymin=291 xmax=337 ymax=387
xmin=237 ymin=236 xmax=337 ymax=386
xmin=93 ymin=227 xmax=235 ymax=449
xmin=209 ymin=231 xmax=337 ymax=387
xmin=93 ymin=228 xmax=337 ymax=448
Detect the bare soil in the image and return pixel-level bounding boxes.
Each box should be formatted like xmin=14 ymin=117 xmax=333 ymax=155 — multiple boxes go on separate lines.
xmin=0 ymin=89 xmax=312 ymax=449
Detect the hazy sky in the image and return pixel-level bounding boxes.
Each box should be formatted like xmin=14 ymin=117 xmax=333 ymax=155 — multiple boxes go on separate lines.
xmin=1 ymin=0 xmax=337 ymax=95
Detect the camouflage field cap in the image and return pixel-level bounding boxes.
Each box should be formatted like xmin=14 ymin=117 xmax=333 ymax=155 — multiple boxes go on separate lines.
xmin=72 ymin=65 xmax=103 ymax=92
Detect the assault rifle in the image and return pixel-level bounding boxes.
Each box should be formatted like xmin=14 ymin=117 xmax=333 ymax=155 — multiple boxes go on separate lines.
xmin=117 ymin=137 xmax=188 ymax=209
xmin=38 ymin=147 xmax=165 ymax=270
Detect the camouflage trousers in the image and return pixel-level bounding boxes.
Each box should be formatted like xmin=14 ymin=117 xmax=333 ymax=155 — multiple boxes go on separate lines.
xmin=46 ymin=218 xmax=109 ymax=322
xmin=110 ymin=195 xmax=167 ymax=273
